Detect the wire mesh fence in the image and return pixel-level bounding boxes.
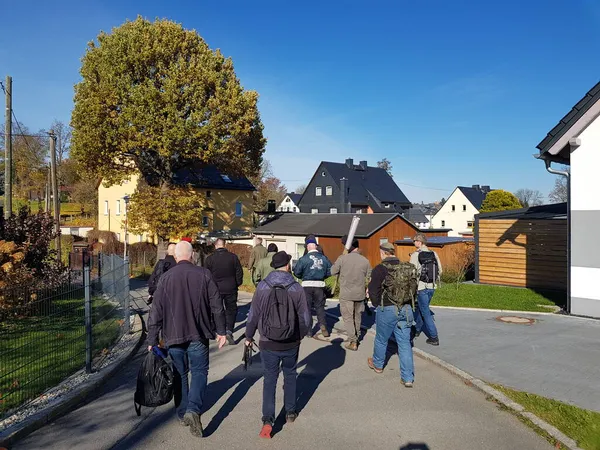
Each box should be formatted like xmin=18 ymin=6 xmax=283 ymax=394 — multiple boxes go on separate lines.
xmin=0 ymin=253 xmax=130 ymax=419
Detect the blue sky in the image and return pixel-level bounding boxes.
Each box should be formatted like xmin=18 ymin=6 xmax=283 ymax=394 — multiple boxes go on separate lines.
xmin=2 ymin=0 xmax=599 ymax=202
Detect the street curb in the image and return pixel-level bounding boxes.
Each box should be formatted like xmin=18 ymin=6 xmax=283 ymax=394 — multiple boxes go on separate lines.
xmin=324 ymin=310 xmax=583 ymax=450
xmin=0 ymin=315 xmax=145 ymax=449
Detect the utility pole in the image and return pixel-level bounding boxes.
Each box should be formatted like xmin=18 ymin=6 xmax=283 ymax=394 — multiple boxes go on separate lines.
xmin=45 ymin=169 xmax=51 ymax=212
xmin=4 ymin=76 xmax=12 ymax=219
xmin=49 ymin=130 xmax=61 ymax=255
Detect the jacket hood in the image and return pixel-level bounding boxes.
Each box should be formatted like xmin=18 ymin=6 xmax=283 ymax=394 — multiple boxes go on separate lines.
xmin=264 ymin=270 xmax=295 ymax=285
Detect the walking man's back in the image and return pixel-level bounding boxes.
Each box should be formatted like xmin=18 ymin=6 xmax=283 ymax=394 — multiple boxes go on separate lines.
xmin=205 ymin=238 xmax=244 ymax=345
xmin=147 ymin=241 xmax=227 ymax=438
xmin=245 ymin=251 xmax=311 ymax=439
xmin=147 ymin=242 xmax=177 ymax=304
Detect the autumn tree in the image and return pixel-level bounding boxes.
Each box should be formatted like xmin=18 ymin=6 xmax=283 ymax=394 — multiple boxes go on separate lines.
xmin=515 ymin=188 xmax=544 ymax=208
xmin=548 ymin=176 xmax=568 ymax=203
xmin=377 ymin=158 xmax=393 ymax=177
xmin=249 ymin=160 xmax=287 ymax=211
xmin=49 ymin=120 xmax=71 ymax=164
xmin=294 ymin=184 xmax=307 ymax=195
xmin=479 ymin=190 xmax=522 ymax=213
xmin=70 ymin=17 xmax=265 ymax=239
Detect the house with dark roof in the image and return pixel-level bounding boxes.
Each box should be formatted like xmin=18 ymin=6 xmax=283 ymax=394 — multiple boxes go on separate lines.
xmin=277 ymin=192 xmax=302 ymax=212
xmin=430 ymin=185 xmax=492 ymax=237
xmin=403 ymin=207 xmax=429 ymax=229
xmin=97 ymin=164 xmax=255 ymax=242
xmin=535 ymin=80 xmax=600 ymax=318
xmin=253 ymin=212 xmax=448 ymax=267
xmin=297 ymin=159 xmax=411 ymax=214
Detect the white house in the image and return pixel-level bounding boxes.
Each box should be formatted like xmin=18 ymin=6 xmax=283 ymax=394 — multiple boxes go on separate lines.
xmin=536 ymin=80 xmax=600 ymax=318
xmin=430 ymin=185 xmax=491 ymax=237
xmin=277 ymin=193 xmax=302 ymax=212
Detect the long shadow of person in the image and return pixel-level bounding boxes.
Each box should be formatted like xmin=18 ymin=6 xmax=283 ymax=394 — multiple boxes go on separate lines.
xmin=271 ymin=338 xmax=346 ymax=435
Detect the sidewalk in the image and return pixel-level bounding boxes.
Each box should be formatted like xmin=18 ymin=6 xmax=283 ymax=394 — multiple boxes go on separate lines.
xmin=324 ymin=300 xmax=600 ymax=413
xmin=14 ymin=297 xmax=551 ymax=449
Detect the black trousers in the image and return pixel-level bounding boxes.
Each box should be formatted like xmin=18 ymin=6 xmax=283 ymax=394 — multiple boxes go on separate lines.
xmin=222 ymin=292 xmax=238 ymax=334
xmin=303 ymin=287 xmax=327 ymax=330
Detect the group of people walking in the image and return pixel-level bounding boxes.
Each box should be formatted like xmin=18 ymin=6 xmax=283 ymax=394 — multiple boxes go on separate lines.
xmin=146 ymin=232 xmax=442 ymax=439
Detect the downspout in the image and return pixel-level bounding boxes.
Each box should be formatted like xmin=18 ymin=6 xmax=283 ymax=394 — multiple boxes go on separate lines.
xmin=544 ymin=159 xmax=571 ymax=314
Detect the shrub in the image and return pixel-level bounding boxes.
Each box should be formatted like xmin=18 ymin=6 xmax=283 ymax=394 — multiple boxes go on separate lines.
xmin=480 ymin=190 xmax=522 ymax=213
xmin=128 ymin=242 xmax=157 ymax=268
xmin=225 ymin=243 xmax=252 ymax=268
xmin=86 ymin=229 xmax=124 ymax=255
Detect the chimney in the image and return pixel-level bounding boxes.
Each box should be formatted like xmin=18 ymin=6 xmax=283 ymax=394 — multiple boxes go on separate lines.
xmin=472 ymin=184 xmax=480 ymax=191
xmin=267 ymin=200 xmax=276 ymax=213
xmin=345 ymin=158 xmax=354 ymax=169
xmin=359 ymin=160 xmax=367 ymax=170
xmin=482 ymin=185 xmax=491 ymax=193
xmin=340 ymin=177 xmax=348 ymax=213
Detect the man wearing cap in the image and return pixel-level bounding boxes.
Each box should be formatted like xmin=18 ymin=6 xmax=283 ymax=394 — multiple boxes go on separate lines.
xmin=245 ymin=251 xmax=311 ymax=439
xmin=331 ymin=237 xmax=372 ymax=351
xmin=293 ymin=236 xmax=332 ymax=337
xmin=410 ymin=233 xmax=442 ymax=346
xmin=367 ymin=242 xmax=418 ymax=387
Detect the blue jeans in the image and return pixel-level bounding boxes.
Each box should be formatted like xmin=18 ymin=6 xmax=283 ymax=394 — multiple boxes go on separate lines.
xmin=415 ymin=289 xmax=438 ymax=340
xmin=372 ymin=304 xmax=414 ymax=383
xmin=168 ymin=341 xmax=209 ymax=418
xmin=260 ymin=347 xmax=299 ymax=422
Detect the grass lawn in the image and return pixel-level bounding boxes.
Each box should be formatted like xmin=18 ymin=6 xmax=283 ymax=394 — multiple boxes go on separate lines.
xmin=240 ymin=268 xmax=255 ymax=293
xmin=432 ymin=283 xmax=566 ymax=312
xmin=0 ymin=295 xmax=122 ymax=417
xmin=494 ymin=385 xmax=600 ymax=450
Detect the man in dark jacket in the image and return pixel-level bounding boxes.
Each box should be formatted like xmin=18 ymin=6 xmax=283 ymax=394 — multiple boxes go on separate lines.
xmin=147 ymin=241 xmax=227 ymax=438
xmin=245 ymin=251 xmax=310 ymax=439
xmin=293 ymin=236 xmax=332 ymax=337
xmin=147 ymin=242 xmax=176 ymax=304
xmin=205 ymin=238 xmax=244 ymax=345
xmin=366 ymin=242 xmax=418 ymax=388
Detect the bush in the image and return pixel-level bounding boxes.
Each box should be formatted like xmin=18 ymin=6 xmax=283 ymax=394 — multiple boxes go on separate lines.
xmin=225 ymin=243 xmax=252 ymax=267
xmin=86 ymin=229 xmax=124 ymax=255
xmin=128 ymin=242 xmax=157 ymax=268
xmin=480 ymin=190 xmax=522 ymax=213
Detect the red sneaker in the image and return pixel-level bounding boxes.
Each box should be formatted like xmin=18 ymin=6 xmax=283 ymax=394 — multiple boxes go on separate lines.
xmin=259 ymin=423 xmax=273 ymax=439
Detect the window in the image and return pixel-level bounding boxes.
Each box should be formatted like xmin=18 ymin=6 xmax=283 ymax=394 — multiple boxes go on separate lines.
xmin=441 ymin=220 xmax=446 ymax=227
xmin=221 ymin=174 xmax=232 ymax=183
xmin=384 ymin=203 xmax=391 ymax=209
xmin=311 ymin=208 xmax=318 ymax=214
xmin=206 ymin=190 xmax=212 ymax=198
xmin=116 ymin=200 xmax=121 ymax=216
xmin=330 ymin=208 xmax=338 ymax=214
xmin=235 ymin=201 xmax=243 ymax=217
xmin=451 ymin=205 xmax=455 ymax=212
xmin=380 ymin=238 xmax=388 ymax=245
xmin=104 ymin=200 xmax=109 ymax=215
xmin=138 ymin=235 xmax=143 ymax=243
xmin=293 ymin=207 xmax=297 ymax=212
xmin=202 ymin=216 xmax=210 ymax=227
xmin=315 ymin=187 xmax=322 ymax=196
xmin=326 ymin=186 xmax=333 ymax=196
xmin=321 ymin=171 xmax=326 ymax=177
xmin=116 ymin=233 xmax=121 ymax=241
xmin=463 ymin=205 xmax=467 ymax=212
xmin=285 ymin=197 xmax=291 ymax=202
xmin=467 ymin=221 xmax=474 ymax=228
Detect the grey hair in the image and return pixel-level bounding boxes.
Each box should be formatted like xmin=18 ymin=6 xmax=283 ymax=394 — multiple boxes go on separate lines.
xmin=175 ymin=241 xmax=193 ymax=261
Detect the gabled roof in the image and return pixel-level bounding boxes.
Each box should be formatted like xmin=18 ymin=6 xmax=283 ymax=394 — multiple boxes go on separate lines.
xmin=321 ymin=162 xmax=411 ymax=206
xmin=286 ymin=193 xmax=302 ymax=204
xmin=173 ymin=164 xmax=255 ymax=191
xmin=457 ymin=186 xmax=490 ymax=210
xmin=254 ymin=213 xmax=413 ymax=238
xmin=537 ymin=81 xmax=600 ymax=155
xmin=403 ymin=207 xmax=429 ymax=224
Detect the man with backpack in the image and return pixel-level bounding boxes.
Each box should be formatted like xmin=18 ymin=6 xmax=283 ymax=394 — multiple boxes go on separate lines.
xmin=147 ymin=241 xmax=227 ymax=438
xmin=244 ymin=251 xmax=311 ymax=439
xmin=367 ymin=242 xmax=418 ymax=387
xmin=147 ymin=242 xmax=176 ymax=304
xmin=293 ymin=236 xmax=332 ymax=337
xmin=205 ymin=238 xmax=244 ymax=345
xmin=410 ymin=233 xmax=442 ymax=346
xmin=331 ymin=237 xmax=372 ymax=351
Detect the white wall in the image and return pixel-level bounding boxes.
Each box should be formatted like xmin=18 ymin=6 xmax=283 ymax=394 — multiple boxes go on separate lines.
xmin=430 ymin=189 xmax=478 ymax=237
xmin=277 ymin=196 xmax=299 ymax=212
xmin=253 ymin=234 xmax=306 ymax=261
xmin=571 ymin=116 xmax=600 ymax=211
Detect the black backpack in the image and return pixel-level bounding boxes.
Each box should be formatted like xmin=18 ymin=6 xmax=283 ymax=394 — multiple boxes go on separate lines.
xmin=262 ymin=280 xmax=296 ymax=342
xmin=418 ymin=251 xmax=439 ymax=284
xmin=134 ymin=349 xmax=175 ymax=416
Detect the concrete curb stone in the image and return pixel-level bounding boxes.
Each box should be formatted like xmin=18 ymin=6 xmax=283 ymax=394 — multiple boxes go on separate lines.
xmin=0 ymin=315 xmax=145 ymax=449
xmin=324 ymin=310 xmax=583 ymax=450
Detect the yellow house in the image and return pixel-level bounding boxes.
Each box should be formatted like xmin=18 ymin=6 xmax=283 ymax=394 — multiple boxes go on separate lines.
xmin=97 ymin=164 xmax=256 ymax=242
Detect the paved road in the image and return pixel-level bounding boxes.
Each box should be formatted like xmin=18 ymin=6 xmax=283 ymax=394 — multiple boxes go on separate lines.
xmin=325 ymin=300 xmax=600 ymax=412
xmin=15 ymin=293 xmax=550 ymax=450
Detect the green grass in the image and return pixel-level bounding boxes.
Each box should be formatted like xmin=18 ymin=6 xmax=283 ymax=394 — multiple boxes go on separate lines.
xmin=240 ymin=268 xmax=255 ymax=293
xmin=432 ymin=283 xmax=566 ymax=312
xmin=0 ymin=295 xmax=122 ymax=417
xmin=494 ymin=385 xmax=600 ymax=450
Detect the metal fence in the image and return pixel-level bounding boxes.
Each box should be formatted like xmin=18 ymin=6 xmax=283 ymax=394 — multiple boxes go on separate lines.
xmin=0 ymin=254 xmax=130 ymax=419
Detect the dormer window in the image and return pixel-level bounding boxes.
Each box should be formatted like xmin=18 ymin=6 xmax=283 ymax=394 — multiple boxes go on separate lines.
xmin=221 ymin=174 xmax=232 ymax=183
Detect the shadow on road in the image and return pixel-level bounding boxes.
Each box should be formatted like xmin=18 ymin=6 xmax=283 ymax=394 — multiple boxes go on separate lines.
xmin=399 ymin=444 xmax=430 ymax=450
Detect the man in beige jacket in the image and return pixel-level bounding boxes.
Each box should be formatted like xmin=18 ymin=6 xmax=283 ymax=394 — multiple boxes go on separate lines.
xmin=331 ymin=237 xmax=371 ymax=351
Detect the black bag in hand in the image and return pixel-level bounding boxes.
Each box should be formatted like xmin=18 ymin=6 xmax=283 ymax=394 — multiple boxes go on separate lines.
xmin=134 ymin=348 xmax=174 ymax=416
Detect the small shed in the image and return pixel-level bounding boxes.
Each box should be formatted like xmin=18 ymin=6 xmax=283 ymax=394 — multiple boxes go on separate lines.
xmin=253 ymin=213 xmax=449 ymax=267
xmin=395 ymin=236 xmax=474 ymax=270
xmin=475 ymin=203 xmax=567 ymax=290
